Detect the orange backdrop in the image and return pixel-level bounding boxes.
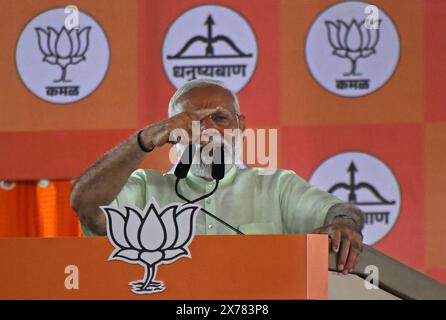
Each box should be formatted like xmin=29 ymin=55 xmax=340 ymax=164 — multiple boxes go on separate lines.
xmin=0 ymin=0 xmax=445 ymax=286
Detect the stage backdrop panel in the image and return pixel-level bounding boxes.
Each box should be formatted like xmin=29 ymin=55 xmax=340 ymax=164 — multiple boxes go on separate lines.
xmin=0 ymin=0 xmax=446 ymax=286
xmin=280 ymin=0 xmax=423 ymax=126
xmin=0 ymin=0 xmax=138 ymax=179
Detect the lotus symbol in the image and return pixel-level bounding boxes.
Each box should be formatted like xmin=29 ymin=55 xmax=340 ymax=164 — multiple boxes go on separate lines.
xmin=325 ymin=19 xmax=380 ymax=76
xmin=35 ymin=26 xmax=91 ymax=82
xmin=101 ymin=199 xmax=201 ymax=294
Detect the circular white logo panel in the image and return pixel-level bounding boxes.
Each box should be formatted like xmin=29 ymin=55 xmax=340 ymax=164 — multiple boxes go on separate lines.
xmin=16 ymin=8 xmax=110 ymax=104
xmin=309 ymin=151 xmax=401 ymax=245
xmin=162 ymin=4 xmax=258 ymax=93
xmin=305 ymin=1 xmax=400 ymax=97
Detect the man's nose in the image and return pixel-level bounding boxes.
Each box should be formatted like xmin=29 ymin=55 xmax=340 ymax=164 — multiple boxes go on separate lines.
xmin=200 ymin=116 xmax=216 ymax=131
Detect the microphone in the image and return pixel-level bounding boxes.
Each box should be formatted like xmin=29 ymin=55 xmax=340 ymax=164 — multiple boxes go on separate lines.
xmin=211 ymin=144 xmax=225 ymax=180
xmin=174 ymin=143 xmax=196 ymax=179
xmin=174 ymin=143 xmax=244 ymax=235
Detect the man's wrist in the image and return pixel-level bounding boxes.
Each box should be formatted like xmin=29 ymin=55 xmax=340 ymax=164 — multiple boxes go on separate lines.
xmin=325 ymin=203 xmax=365 ymax=233
xmin=332 ymin=215 xmax=357 ymax=227
xmin=331 ymin=216 xmax=363 ymax=236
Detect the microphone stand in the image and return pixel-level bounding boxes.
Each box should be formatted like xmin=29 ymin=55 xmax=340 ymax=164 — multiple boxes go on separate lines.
xmin=174 ymin=143 xmax=244 ymax=235
xmin=175 ymin=178 xmax=244 ymax=235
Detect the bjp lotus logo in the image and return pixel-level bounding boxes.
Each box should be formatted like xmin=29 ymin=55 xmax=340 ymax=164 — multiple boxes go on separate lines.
xmin=35 ymin=26 xmax=91 ymax=82
xmin=325 ymin=19 xmax=380 ymax=76
xmin=101 ymin=199 xmax=200 ymax=294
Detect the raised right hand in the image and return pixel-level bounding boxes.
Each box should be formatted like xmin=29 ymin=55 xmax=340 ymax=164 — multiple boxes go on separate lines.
xmin=140 ymin=108 xmax=220 ymax=148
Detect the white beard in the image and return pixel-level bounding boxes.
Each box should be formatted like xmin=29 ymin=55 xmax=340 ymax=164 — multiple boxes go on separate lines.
xmin=189 ymin=162 xmax=234 ymax=181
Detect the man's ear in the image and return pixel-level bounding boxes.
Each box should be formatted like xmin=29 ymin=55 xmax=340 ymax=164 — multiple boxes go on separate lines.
xmin=238 ymin=114 xmax=246 ymax=131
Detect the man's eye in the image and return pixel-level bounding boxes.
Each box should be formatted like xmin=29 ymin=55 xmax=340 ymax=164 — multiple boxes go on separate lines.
xmin=213 ymin=115 xmax=228 ymax=122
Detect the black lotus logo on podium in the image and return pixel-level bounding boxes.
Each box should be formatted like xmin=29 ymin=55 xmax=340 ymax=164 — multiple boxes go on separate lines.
xmin=162 ymin=4 xmax=258 ymax=93
xmin=35 ymin=26 xmax=91 ymax=83
xmin=101 ymin=199 xmax=200 ymax=295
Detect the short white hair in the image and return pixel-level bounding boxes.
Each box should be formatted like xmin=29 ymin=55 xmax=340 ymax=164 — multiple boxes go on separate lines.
xmin=168 ymin=78 xmax=240 ymax=118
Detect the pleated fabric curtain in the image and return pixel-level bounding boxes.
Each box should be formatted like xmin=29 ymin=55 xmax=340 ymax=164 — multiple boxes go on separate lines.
xmin=0 ymin=180 xmax=82 ymax=237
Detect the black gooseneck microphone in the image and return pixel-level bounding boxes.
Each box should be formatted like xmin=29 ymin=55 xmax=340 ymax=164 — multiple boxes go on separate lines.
xmin=211 ymin=143 xmax=225 ymax=180
xmin=174 ymin=143 xmax=196 ymax=179
xmin=174 ymin=143 xmax=244 ymax=235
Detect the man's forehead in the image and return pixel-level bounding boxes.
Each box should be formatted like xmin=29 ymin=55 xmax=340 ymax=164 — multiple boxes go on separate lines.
xmin=179 ymin=85 xmax=235 ymax=111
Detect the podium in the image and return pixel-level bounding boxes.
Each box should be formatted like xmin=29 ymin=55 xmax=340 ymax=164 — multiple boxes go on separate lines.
xmin=0 ymin=234 xmax=327 ymax=299
xmin=1 ymin=234 xmax=445 ymax=299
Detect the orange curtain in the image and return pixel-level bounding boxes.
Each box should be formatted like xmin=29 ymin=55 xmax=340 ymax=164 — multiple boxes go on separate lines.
xmin=0 ymin=180 xmax=81 ymax=237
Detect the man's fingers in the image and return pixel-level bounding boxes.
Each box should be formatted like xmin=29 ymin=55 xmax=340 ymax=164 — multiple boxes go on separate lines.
xmin=344 ymin=242 xmax=361 ymax=274
xmin=211 ymin=106 xmax=235 ymax=117
xmin=337 ymin=239 xmax=350 ymax=273
xmin=331 ymin=230 xmax=341 ymax=253
xmin=189 ymin=107 xmax=220 ymax=120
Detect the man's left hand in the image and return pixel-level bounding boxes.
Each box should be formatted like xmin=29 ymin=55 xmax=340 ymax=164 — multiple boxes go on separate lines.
xmin=312 ymin=223 xmax=363 ymax=275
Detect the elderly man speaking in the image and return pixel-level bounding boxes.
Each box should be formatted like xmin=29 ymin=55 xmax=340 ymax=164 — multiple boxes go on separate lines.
xmin=71 ymin=79 xmax=364 ymax=275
